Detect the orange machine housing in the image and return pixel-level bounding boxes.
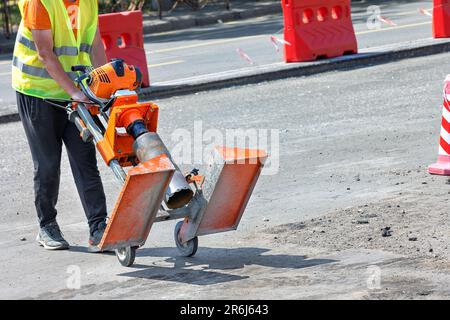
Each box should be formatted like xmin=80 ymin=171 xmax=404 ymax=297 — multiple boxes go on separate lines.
xmin=88 ymin=63 xmax=141 ymax=100
xmin=96 ymin=93 xmax=159 ymax=167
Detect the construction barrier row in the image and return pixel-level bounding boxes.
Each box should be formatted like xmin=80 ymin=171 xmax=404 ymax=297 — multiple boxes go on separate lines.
xmin=279 ymin=0 xmax=450 ymax=62
xmin=99 ymin=10 xmax=150 ymax=87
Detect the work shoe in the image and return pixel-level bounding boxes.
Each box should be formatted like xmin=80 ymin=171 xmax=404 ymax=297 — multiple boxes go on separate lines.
xmin=88 ymin=221 xmax=107 ymax=253
xmin=36 ymin=222 xmax=70 ymax=250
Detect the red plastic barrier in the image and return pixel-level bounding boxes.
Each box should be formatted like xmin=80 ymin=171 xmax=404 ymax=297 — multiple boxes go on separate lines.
xmin=281 ymin=0 xmax=357 ymax=63
xmin=433 ymin=0 xmax=450 ymax=38
xmin=99 ymin=11 xmax=150 ymax=87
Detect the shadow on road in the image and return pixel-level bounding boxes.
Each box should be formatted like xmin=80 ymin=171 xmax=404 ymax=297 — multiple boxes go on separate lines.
xmin=66 ymin=245 xmax=116 ymax=255
xmin=117 ymin=247 xmax=336 ymax=285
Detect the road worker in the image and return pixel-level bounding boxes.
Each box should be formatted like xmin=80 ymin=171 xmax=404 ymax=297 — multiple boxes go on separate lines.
xmin=12 ymin=0 xmax=108 ymax=252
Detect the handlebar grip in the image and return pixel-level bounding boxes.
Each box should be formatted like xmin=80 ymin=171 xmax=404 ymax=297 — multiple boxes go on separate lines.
xmin=71 ymin=65 xmax=88 ymax=72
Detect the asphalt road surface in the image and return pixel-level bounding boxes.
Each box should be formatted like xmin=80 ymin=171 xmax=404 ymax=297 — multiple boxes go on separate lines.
xmin=0 ymin=0 xmax=437 ymax=110
xmin=2 ymin=51 xmax=450 ymax=299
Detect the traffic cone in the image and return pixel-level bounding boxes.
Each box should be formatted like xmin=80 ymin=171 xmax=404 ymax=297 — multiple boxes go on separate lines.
xmin=428 ymin=75 xmax=450 ymax=175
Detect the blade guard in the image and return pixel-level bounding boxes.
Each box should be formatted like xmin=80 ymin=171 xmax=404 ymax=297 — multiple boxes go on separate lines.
xmin=179 ymin=147 xmax=267 ymax=243
xmin=99 ymin=154 xmax=175 ymax=251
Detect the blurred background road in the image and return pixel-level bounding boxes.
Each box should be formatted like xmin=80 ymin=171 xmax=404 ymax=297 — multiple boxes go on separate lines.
xmin=0 ymin=0 xmax=435 ymax=108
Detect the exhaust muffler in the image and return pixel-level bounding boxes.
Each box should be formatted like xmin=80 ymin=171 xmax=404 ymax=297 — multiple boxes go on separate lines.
xmin=133 ymin=132 xmax=194 ymax=209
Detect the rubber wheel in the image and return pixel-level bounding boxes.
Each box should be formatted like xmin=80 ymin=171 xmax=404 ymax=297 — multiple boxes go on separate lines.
xmin=115 ymin=246 xmax=137 ymax=267
xmin=174 ymin=221 xmax=198 ymax=257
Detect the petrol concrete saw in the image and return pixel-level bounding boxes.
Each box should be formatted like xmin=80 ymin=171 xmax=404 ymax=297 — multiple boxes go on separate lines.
xmin=47 ymin=59 xmax=267 ymax=267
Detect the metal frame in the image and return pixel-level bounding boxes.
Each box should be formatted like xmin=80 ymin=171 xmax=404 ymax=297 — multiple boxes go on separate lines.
xmin=72 ymin=97 xmax=266 ymax=256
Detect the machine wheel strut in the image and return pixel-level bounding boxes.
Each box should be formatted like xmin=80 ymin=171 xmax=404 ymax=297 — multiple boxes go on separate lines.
xmin=115 ymin=246 xmax=138 ymax=267
xmin=174 ymin=221 xmax=198 ymax=257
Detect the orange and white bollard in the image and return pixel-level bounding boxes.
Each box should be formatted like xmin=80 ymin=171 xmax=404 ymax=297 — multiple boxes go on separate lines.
xmin=428 ymin=76 xmax=450 ymax=175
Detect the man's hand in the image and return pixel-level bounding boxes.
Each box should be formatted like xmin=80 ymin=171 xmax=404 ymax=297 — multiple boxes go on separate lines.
xmin=70 ymin=90 xmax=90 ymax=103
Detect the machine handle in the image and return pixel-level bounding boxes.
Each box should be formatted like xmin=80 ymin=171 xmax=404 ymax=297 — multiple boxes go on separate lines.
xmin=71 ymin=65 xmax=89 ymax=73
xmin=69 ymin=111 xmax=93 ymax=143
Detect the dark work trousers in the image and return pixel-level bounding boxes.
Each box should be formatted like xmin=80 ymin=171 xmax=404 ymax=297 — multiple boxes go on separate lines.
xmin=16 ymin=91 xmax=107 ymax=236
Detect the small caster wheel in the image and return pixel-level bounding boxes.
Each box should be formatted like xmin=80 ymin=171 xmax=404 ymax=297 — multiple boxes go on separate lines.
xmin=115 ymin=246 xmax=137 ymax=267
xmin=174 ymin=221 xmax=198 ymax=257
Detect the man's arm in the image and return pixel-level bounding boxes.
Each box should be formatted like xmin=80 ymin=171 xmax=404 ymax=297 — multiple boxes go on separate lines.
xmin=90 ymin=27 xmax=107 ymax=68
xmin=31 ymin=29 xmax=88 ymax=101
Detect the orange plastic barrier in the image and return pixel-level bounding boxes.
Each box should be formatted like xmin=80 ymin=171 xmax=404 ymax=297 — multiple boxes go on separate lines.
xmin=433 ymin=0 xmax=450 ymax=38
xmin=98 ymin=11 xmax=150 ymax=87
xmin=281 ymin=0 xmax=358 ymax=62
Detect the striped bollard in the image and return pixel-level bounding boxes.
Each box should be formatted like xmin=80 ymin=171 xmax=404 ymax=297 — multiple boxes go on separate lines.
xmin=428 ymin=75 xmax=450 ymax=175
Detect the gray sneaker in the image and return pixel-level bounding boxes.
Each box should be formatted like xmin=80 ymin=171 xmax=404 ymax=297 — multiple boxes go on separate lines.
xmin=36 ymin=222 xmax=69 ymax=250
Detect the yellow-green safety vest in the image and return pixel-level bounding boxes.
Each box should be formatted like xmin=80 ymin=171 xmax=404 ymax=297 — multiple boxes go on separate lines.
xmin=12 ymin=0 xmax=98 ymax=99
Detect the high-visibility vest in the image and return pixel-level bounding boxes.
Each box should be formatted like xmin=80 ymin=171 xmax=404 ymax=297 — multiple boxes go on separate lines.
xmin=12 ymin=0 xmax=98 ymax=99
